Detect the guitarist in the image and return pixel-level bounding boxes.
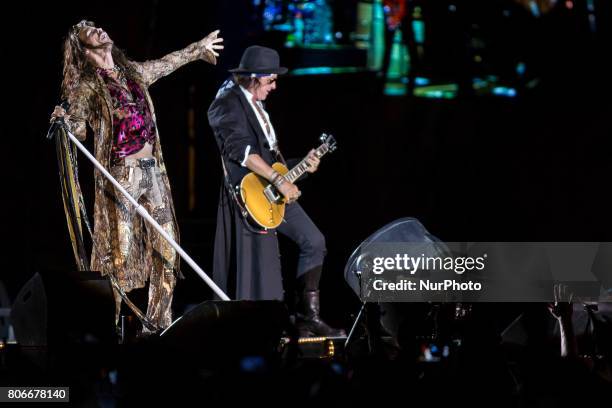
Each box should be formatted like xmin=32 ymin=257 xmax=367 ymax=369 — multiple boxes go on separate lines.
xmin=208 ymin=46 xmax=345 ymax=337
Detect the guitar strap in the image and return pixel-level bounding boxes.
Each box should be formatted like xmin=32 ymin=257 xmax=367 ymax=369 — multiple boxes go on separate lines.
xmin=220 ymin=156 xmax=269 ymax=235
xmin=275 ymin=148 xmax=288 ymax=166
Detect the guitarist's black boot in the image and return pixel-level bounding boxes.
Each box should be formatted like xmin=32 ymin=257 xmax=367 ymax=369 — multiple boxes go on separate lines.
xmin=296 ymin=290 xmax=347 ymax=337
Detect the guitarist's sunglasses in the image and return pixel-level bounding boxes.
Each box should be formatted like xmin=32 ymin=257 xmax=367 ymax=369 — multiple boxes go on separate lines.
xmin=249 ymin=73 xmax=277 ymax=84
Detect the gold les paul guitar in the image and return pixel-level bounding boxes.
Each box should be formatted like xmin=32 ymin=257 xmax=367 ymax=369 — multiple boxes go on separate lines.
xmin=238 ymin=133 xmax=337 ymax=229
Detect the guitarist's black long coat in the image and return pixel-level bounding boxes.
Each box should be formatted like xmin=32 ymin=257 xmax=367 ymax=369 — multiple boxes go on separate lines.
xmin=207 ymin=81 xmax=285 ymax=300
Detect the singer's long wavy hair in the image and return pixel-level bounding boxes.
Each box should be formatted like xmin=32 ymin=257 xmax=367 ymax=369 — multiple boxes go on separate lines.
xmin=61 ymin=20 xmax=140 ymax=98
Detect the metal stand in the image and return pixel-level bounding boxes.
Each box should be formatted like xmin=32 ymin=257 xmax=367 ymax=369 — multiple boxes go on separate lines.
xmin=344 ymin=302 xmax=367 ymax=349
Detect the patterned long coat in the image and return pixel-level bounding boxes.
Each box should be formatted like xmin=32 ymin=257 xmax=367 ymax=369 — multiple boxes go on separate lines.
xmin=65 ymin=42 xmax=211 ymax=297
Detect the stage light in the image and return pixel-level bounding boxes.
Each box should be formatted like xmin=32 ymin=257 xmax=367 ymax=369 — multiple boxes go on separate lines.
xmin=492 ymin=87 xmax=517 ymax=97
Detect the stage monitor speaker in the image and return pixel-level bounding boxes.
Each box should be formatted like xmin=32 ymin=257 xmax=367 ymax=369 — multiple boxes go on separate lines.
xmin=10 ymin=270 xmax=116 ymax=347
xmin=158 ymin=300 xmax=290 ymax=365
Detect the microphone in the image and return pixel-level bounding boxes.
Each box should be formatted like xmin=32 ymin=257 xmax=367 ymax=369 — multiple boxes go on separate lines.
xmin=46 ymin=100 xmax=71 ymax=140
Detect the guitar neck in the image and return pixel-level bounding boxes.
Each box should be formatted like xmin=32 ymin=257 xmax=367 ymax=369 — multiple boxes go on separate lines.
xmin=284 ymin=144 xmax=330 ymax=184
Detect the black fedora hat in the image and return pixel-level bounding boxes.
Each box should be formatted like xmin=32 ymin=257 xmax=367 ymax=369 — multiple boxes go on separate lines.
xmin=229 ymin=45 xmax=288 ymax=75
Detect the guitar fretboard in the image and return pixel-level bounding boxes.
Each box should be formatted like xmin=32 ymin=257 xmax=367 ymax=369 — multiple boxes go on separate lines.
xmin=284 ymin=144 xmax=330 ymax=183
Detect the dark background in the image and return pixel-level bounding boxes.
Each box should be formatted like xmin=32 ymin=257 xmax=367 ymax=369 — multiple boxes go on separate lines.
xmin=6 ymin=0 xmax=612 ymax=327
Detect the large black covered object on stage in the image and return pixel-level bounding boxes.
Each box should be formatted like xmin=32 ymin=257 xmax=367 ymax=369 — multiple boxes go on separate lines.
xmin=342 ymin=218 xmax=452 ymax=351
xmin=344 ymin=217 xmax=449 ymax=297
xmin=158 ymin=300 xmax=290 ymax=365
xmin=10 ymin=271 xmax=116 ymax=347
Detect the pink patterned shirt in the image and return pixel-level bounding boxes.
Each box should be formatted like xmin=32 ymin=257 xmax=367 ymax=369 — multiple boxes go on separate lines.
xmin=98 ymin=67 xmax=156 ymax=163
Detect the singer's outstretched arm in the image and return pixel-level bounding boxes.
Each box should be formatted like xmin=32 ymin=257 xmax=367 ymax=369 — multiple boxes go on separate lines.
xmin=132 ymin=29 xmax=223 ymax=87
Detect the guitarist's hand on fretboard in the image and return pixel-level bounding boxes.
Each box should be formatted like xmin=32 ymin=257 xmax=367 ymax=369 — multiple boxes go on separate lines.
xmin=305 ymin=149 xmax=320 ymax=174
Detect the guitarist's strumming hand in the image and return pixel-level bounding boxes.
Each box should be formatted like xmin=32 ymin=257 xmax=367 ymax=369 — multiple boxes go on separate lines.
xmin=244 ymin=153 xmax=302 ymax=204
xmin=305 ymin=149 xmax=320 ymax=174
xmin=278 ymin=181 xmax=301 ymax=204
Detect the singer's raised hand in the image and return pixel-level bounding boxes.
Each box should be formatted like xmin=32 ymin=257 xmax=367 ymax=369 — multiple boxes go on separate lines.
xmin=198 ymin=30 xmax=224 ymax=65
